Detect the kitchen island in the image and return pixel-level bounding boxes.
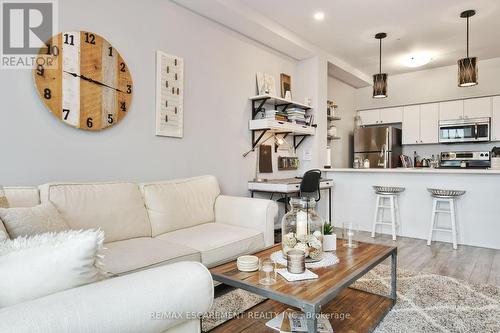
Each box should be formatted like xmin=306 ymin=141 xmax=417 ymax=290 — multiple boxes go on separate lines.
xmin=322 ymin=168 xmax=500 ymax=249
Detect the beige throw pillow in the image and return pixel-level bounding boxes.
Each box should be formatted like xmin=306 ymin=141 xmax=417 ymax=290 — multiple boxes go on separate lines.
xmin=0 ymin=202 xmax=68 ymax=238
xmin=0 ymin=229 xmax=107 ymax=307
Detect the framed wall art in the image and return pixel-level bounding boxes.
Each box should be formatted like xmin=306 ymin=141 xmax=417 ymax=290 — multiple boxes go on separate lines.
xmin=256 ymin=72 xmax=276 ymax=95
xmin=156 ymin=50 xmax=184 ymax=137
xmin=280 ymin=73 xmax=291 ymax=98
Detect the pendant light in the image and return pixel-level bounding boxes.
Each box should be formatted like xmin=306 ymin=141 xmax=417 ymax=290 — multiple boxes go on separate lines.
xmin=458 ymin=10 xmax=478 ymax=87
xmin=373 ymin=33 xmax=388 ymax=98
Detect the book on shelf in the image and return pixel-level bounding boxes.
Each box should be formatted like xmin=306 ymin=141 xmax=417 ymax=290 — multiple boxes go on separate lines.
xmin=265 ymin=309 xmax=333 ymax=333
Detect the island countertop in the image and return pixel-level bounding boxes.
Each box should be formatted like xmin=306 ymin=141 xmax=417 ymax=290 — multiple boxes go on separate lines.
xmin=321 ymin=167 xmax=500 ymax=175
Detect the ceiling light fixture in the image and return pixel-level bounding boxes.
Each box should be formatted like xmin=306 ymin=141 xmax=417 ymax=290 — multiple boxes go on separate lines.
xmin=401 ymin=52 xmax=433 ymax=68
xmin=313 ymin=12 xmax=325 ymax=21
xmin=458 ymin=9 xmax=478 ymax=87
xmin=373 ymin=32 xmax=388 ymax=98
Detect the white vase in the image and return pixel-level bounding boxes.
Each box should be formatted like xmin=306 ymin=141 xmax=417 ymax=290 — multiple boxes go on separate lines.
xmin=323 ymin=234 xmax=337 ymax=252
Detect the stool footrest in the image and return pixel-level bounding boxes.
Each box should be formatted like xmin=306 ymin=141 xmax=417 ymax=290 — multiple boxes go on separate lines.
xmin=432 ymin=228 xmax=453 ymax=232
xmin=435 ymin=210 xmax=451 ymax=213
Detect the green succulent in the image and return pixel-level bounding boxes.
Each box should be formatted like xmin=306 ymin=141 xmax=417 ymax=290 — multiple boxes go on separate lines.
xmin=323 ymin=222 xmax=334 ymax=235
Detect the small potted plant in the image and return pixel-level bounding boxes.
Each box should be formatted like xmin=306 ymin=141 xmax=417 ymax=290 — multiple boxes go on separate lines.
xmin=323 ymin=222 xmax=337 ymax=252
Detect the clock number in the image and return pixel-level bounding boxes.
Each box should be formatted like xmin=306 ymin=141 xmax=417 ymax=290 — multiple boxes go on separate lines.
xmin=108 ymin=47 xmax=113 ymax=56
xmin=43 ymin=88 xmax=51 ymax=99
xmin=36 ymin=65 xmax=44 ymax=76
xmin=84 ymin=32 xmax=96 ymax=45
xmin=174 ymin=106 xmax=178 ymax=114
xmin=165 ymin=115 xmax=168 ymax=122
xmin=45 ymin=44 xmax=59 ymax=56
xmin=120 ymin=102 xmax=126 ymax=112
xmin=120 ymin=62 xmax=126 ymax=72
xmin=63 ymin=33 xmax=75 ymax=45
xmin=165 ymin=100 xmax=168 ymax=108
xmin=86 ymin=117 xmax=93 ymax=128
xmin=107 ymin=114 xmax=114 ymax=124
xmin=175 ymin=73 xmax=178 ymax=80
xmin=126 ymin=84 xmax=132 ymax=94
xmin=62 ymin=109 xmax=70 ymax=120
xmin=165 ymin=81 xmax=168 ymax=88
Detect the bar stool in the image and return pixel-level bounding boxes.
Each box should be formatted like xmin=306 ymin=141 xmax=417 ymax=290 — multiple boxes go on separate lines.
xmin=427 ymin=188 xmax=466 ymax=250
xmin=371 ymin=186 xmax=405 ymax=241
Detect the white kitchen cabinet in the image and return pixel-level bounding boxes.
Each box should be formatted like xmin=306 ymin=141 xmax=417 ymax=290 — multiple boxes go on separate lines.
xmin=358 ymin=109 xmax=380 ymax=126
xmin=380 ymin=107 xmax=403 ymax=124
xmin=439 ymin=100 xmax=463 ymax=120
xmin=402 ymin=105 xmax=421 ymax=145
xmin=492 ymin=96 xmax=500 ymax=141
xmin=463 ymin=97 xmax=492 ymax=119
xmin=420 ymin=103 xmax=439 ymax=144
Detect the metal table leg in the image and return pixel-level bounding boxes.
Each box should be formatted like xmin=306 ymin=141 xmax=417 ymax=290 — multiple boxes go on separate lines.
xmin=328 ymin=187 xmax=332 ymax=224
xmin=391 ymin=249 xmax=397 ymax=301
xmin=250 ymin=190 xmax=254 ymax=198
xmin=284 ymin=193 xmax=288 ymax=213
xmin=304 ymin=306 xmax=318 ymax=333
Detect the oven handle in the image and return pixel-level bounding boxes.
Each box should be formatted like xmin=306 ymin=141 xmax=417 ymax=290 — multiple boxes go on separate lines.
xmin=474 ymin=123 xmax=478 ymax=140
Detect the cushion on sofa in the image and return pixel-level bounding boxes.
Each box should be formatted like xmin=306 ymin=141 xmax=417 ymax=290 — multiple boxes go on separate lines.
xmin=156 ymin=223 xmax=264 ymax=267
xmin=4 ymin=187 xmax=40 ymax=208
xmin=39 ymin=182 xmax=151 ymax=243
xmin=140 ymin=176 xmax=221 ymax=236
xmin=102 ymin=237 xmax=201 ymax=275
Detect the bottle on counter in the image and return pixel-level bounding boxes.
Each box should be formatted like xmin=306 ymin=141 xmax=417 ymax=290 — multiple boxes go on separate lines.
xmin=413 ymin=151 xmax=417 ymax=167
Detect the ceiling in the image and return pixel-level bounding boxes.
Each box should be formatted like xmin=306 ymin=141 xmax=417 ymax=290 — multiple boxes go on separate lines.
xmin=231 ymin=0 xmax=500 ymax=76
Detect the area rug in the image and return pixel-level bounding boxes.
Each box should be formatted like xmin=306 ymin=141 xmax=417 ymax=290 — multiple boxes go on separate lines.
xmin=202 ymin=265 xmax=500 ymax=332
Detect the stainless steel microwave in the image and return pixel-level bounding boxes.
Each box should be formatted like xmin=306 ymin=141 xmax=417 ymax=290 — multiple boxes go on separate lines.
xmin=438 ymin=117 xmax=490 ymax=143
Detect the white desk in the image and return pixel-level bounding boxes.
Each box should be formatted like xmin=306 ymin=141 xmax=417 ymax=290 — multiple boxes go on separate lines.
xmin=248 ymin=178 xmax=334 ymax=222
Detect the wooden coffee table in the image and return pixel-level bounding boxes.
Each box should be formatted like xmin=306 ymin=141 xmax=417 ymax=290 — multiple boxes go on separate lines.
xmin=209 ymin=241 xmax=397 ymax=333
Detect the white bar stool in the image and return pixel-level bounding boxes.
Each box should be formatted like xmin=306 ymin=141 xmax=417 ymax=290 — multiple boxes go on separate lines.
xmin=427 ymin=188 xmax=466 ymax=250
xmin=371 ymin=186 xmax=405 ymax=241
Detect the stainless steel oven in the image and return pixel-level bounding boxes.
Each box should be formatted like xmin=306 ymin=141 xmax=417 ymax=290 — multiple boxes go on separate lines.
xmin=438 ymin=118 xmax=490 ymax=143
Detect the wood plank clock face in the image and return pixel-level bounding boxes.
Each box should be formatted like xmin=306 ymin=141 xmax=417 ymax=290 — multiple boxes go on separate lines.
xmin=33 ymin=31 xmax=133 ymax=131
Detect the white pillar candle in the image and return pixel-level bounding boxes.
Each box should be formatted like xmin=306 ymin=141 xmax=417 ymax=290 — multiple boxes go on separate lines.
xmin=296 ymin=211 xmax=308 ymax=237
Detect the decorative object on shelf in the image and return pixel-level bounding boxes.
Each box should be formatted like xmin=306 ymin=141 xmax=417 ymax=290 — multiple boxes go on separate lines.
xmin=256 ymin=72 xmax=276 ymax=95
xmin=258 ymin=257 xmax=276 ymax=286
xmin=0 ymin=186 xmax=9 ymax=208
xmin=373 ymin=32 xmax=388 ymax=98
xmin=237 ymin=255 xmax=259 ymax=272
xmin=323 ymin=223 xmax=337 ymax=252
xmin=258 ymin=145 xmax=273 ymax=173
xmin=327 ymin=124 xmax=338 ymax=137
xmin=34 ymin=31 xmax=133 ymax=131
xmin=326 ymin=100 xmax=336 ymax=117
xmin=281 ymin=197 xmax=324 ymax=261
xmin=156 ymin=51 xmax=184 ymax=137
xmin=270 ymin=250 xmax=339 ymax=269
xmin=280 ymin=73 xmax=291 ymax=98
xmin=284 ymin=91 xmax=292 ymax=101
xmin=458 ymin=10 xmax=478 ymax=87
xmin=286 ymin=249 xmax=306 ymax=274
xmin=342 ymin=222 xmax=359 ymax=248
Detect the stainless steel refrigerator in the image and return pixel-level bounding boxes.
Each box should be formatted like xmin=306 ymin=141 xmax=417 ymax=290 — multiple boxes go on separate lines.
xmin=353 ymin=126 xmax=402 ymax=168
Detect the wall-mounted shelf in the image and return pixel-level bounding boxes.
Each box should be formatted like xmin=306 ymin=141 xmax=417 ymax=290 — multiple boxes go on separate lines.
xmin=327 ymin=135 xmax=341 ymax=141
xmin=249 ymin=119 xmax=315 ymax=135
xmin=328 ymin=116 xmax=341 ymax=121
xmin=249 ymin=94 xmax=312 ymax=114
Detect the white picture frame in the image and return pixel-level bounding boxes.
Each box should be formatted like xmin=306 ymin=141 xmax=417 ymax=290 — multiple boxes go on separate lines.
xmin=156 ymin=51 xmax=184 ymax=137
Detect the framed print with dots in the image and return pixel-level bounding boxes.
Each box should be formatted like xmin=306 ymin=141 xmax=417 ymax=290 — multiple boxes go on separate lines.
xmin=155 ymin=51 xmax=184 ymax=137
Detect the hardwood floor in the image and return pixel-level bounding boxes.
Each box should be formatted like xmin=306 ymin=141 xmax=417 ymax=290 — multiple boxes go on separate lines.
xmin=349 ymin=229 xmax=500 ymax=287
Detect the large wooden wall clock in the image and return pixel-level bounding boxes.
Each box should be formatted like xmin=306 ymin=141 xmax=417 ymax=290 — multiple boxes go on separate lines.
xmin=33 ymin=31 xmax=133 ymax=131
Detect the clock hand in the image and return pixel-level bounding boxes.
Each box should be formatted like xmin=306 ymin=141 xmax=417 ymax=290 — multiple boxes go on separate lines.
xmin=63 ymin=71 xmax=125 ymax=93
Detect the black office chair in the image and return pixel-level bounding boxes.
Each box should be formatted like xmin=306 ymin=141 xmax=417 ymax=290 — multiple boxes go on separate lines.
xmin=299 ymin=169 xmax=322 ymax=202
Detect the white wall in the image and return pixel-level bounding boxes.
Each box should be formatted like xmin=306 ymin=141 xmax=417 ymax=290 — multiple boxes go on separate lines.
xmin=0 ymin=0 xmax=306 ymax=195
xmin=327 ymin=76 xmax=356 ymax=168
xmin=356 ymin=57 xmax=500 ymax=110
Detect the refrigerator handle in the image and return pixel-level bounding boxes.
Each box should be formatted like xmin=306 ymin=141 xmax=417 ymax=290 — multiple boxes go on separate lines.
xmin=378 ymin=144 xmax=388 ymax=168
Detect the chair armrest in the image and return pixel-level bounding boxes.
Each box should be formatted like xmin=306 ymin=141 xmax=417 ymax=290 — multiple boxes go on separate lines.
xmin=214 ymin=195 xmax=278 ymax=247
xmin=0 ymin=261 xmax=213 ymax=333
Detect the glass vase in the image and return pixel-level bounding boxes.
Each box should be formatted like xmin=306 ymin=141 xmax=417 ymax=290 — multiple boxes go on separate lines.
xmin=281 ymin=197 xmax=324 ymax=261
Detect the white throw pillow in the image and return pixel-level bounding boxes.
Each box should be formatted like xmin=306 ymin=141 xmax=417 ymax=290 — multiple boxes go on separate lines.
xmin=0 ymin=229 xmax=107 ymax=307
xmin=0 ymin=222 xmax=8 ymax=241
xmin=0 ymin=202 xmax=69 ymax=238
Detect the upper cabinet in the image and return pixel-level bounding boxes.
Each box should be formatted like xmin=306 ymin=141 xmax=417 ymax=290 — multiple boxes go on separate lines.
xmin=402 ymin=103 xmax=439 ymax=145
xmin=358 ymin=107 xmax=402 ymax=126
xmin=439 ymin=100 xmax=463 ymax=120
xmin=463 ymin=97 xmax=491 ymax=119
xmin=358 ymin=109 xmax=380 ymax=126
xmin=492 ymin=96 xmax=500 ymax=141
xmin=402 ymin=105 xmax=421 ymax=145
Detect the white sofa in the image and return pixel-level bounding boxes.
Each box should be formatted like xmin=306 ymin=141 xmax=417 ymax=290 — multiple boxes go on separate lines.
xmin=0 ymin=175 xmax=278 ymax=333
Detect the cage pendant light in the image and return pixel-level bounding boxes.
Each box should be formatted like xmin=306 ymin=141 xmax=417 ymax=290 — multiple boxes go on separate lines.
xmin=458 ymin=10 xmax=478 ymax=87
xmin=373 ymin=33 xmax=388 ymax=98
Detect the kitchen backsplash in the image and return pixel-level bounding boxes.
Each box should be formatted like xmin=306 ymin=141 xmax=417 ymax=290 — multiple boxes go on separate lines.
xmin=402 ymin=142 xmax=499 ymax=159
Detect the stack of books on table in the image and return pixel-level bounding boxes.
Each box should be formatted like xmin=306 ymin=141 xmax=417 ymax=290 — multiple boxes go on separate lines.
xmin=286 ymin=108 xmax=307 ymax=125
xmin=266 ymin=309 xmax=333 ymax=333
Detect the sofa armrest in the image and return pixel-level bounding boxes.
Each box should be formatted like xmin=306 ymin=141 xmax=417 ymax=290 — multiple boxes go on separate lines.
xmin=0 ymin=261 xmax=213 ymax=333
xmin=214 ymin=195 xmax=278 ymax=247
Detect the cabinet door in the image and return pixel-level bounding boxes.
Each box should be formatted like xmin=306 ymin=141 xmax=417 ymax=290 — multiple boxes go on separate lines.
xmin=380 ymin=107 xmax=403 ymax=124
xmin=402 ymin=105 xmax=421 ymax=145
xmin=420 ymin=103 xmax=439 ymax=144
xmin=439 ymin=100 xmax=463 ymax=120
xmin=463 ymin=97 xmax=492 ymax=119
xmin=358 ymin=109 xmax=380 ymax=126
xmin=492 ymin=96 xmax=500 ymax=141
